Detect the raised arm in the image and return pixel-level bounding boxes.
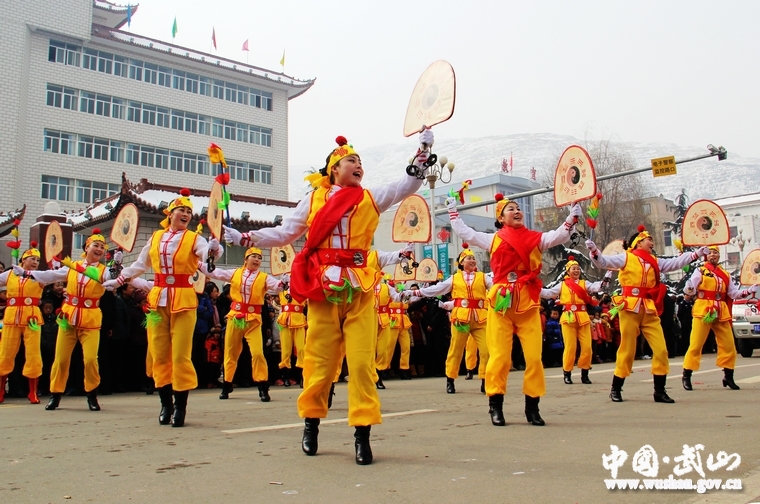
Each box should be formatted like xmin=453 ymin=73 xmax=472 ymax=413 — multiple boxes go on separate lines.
xmin=658 ymin=248 xmax=706 ymax=273
xmin=370 ymin=129 xmax=433 ymax=212
xmin=416 ymin=276 xmax=453 ymax=298
xmin=198 ymin=262 xmax=234 ymax=283
xmin=540 ymin=283 xmax=562 ymax=299
xmin=29 ymin=267 xmax=70 ymax=285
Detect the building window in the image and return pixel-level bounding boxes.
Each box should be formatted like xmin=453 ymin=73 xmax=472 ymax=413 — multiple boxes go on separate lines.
xmin=41 ymin=175 xmax=73 ymax=201
xmin=663 ymin=229 xmax=672 ymax=247
xmin=113 ymin=55 xmax=128 ymax=77
xmin=95 ymin=94 xmax=112 ymax=117
xmin=213 ymin=80 xmax=224 ymax=100
xmin=94 ymin=137 xmax=109 ymax=161
xmin=171 ymin=110 xmax=185 ymax=131
xmin=126 ymin=144 xmax=140 ymax=165
xmin=197 ymin=155 xmax=210 ymax=175
xmin=185 ymin=73 xmax=199 ymax=94
xmin=82 ymin=48 xmax=98 ymax=71
xmin=97 ymin=51 xmax=113 ymax=74
xmin=44 ymin=130 xmax=75 ymax=155
xmin=184 ymin=113 xmax=198 ymax=134
xmin=46 ymin=84 xmax=63 ymax=108
xmin=183 ymin=154 xmax=197 ymax=174
xmin=156 ymin=107 xmax=170 ymax=128
xmin=199 ymin=77 xmax=211 ymax=96
xmin=250 ymin=89 xmax=273 ymax=110
xmin=48 ymin=40 xmax=80 ymax=66
xmin=224 ymin=120 xmax=236 ymax=140
xmin=157 ymin=66 xmax=172 ymax=87
xmin=212 ymin=118 xmax=223 ymax=138
xmin=251 ymin=164 xmax=272 ymax=185
xmin=111 ymin=98 xmax=125 ymax=120
xmin=110 ymin=141 xmax=124 ymax=163
xmin=141 ymin=104 xmax=156 ymax=125
xmin=77 ymin=135 xmax=94 ymax=158
xmin=172 ymin=69 xmax=185 ymax=91
xmin=140 ymin=146 xmax=155 ymax=167
xmin=144 ymin=62 xmax=157 ymax=84
xmin=76 ymin=180 xmax=118 ymax=204
xmin=170 ymin=151 xmax=183 ymax=172
xmin=80 ymin=91 xmax=95 ymax=114
xmin=249 ymin=126 xmax=272 ymax=147
xmin=129 ymin=59 xmax=143 ymax=81
xmin=198 ymin=115 xmax=210 ymax=136
xmin=150 ymin=148 xmax=167 ymax=169
xmin=642 ymin=203 xmax=651 ymax=215
xmin=729 ymin=226 xmax=737 ymax=238
xmin=127 ymin=101 xmax=141 ymax=122
xmin=62 ymin=87 xmax=78 ymax=110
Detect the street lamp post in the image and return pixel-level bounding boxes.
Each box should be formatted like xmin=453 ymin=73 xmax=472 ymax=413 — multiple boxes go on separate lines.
xmin=730 ymin=228 xmax=751 ymax=265
xmin=424 ymin=155 xmax=455 ymax=270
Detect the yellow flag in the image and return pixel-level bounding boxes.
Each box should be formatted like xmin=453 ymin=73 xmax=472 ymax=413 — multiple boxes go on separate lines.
xmin=279 ymin=49 xmax=285 ymax=67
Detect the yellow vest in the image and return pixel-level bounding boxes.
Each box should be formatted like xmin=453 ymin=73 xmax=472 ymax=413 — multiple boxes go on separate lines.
xmin=692 ymin=266 xmax=731 ymax=322
xmin=558 ymin=279 xmax=591 ymax=326
xmin=306 ymin=187 xmax=381 ymax=293
xmin=147 ymin=229 xmax=200 ymax=312
xmin=389 ymin=300 xmax=411 ymax=329
xmin=487 ymin=233 xmax=543 ymax=314
xmin=229 ymin=268 xmax=267 ymax=324
xmin=613 ymin=252 xmax=658 ymax=313
xmin=61 ymin=261 xmax=107 ymax=329
xmin=3 ymin=273 xmax=43 ymax=327
xmin=277 ymin=289 xmax=307 ymax=328
xmin=376 ymin=282 xmax=392 ymax=328
xmin=451 ymin=270 xmax=488 ymax=324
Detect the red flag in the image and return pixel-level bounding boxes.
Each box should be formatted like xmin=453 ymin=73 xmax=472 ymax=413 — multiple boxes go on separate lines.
xmin=242 ymin=39 xmax=249 ymax=51
xmin=510 ymin=152 xmax=513 ymax=170
xmin=212 ymin=27 xmax=217 ymax=50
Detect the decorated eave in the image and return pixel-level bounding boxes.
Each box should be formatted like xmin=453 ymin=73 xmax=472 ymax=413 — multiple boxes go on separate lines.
xmin=89 ymin=24 xmax=315 ymax=99
xmin=92 ymin=0 xmax=139 ymax=30
xmin=0 ymin=206 xmax=27 ymax=239
xmin=64 ymin=173 xmax=298 ymax=233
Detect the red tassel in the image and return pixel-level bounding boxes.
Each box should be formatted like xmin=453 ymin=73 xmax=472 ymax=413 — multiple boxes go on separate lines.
xmin=215 ymin=173 xmax=230 ymax=185
xmin=30 ymin=240 xmax=38 ymax=248
xmin=180 ymin=188 xmax=191 ymax=197
xmin=494 ymin=193 xmax=504 ymax=201
xmin=335 ymin=136 xmax=348 ymax=146
xmin=92 ymin=228 xmax=101 ymax=235
xmin=637 ymin=224 xmax=646 ymax=233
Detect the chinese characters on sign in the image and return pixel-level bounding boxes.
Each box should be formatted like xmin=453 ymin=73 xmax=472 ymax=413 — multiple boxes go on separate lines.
xmin=651 ymin=156 xmax=677 ymax=177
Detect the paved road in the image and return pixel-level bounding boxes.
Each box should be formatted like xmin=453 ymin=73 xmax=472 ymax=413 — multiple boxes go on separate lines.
xmin=2 ymin=356 xmax=760 ymax=504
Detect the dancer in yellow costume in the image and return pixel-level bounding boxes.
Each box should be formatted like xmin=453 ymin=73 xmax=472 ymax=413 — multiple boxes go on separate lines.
xmin=104 ymin=188 xmax=222 ymax=427
xmin=0 ymin=243 xmax=44 ymax=405
xmin=446 ymin=193 xmax=581 ymax=427
xmin=277 ymin=286 xmax=307 ymax=388
xmin=465 ymin=335 xmax=478 ymax=379
xmin=28 ymin=229 xmax=112 ymax=411
xmin=586 ymin=225 xmax=707 ymax=403
xmin=224 ymin=131 xmax=433 ymax=465
xmin=200 ymin=246 xmax=285 ymax=402
xmin=540 ymin=256 xmax=609 ymax=385
xmin=681 ymin=246 xmax=757 ymax=391
xmin=410 ymin=246 xmax=492 ymax=394
xmin=384 ymin=286 xmax=414 ymax=380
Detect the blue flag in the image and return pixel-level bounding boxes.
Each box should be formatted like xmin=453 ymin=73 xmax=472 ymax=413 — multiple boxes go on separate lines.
xmin=127 ymin=4 xmax=131 ymax=27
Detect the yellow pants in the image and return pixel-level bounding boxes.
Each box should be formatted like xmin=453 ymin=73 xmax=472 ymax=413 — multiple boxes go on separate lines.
xmin=145 ymin=340 xmax=153 ymax=378
xmin=375 ymin=324 xmax=392 ymax=370
xmin=683 ymin=318 xmax=736 ymax=371
xmin=385 ymin=327 xmax=411 ymax=370
xmin=333 ymin=339 xmax=347 ymax=384
xmin=561 ymin=321 xmax=592 ymax=371
xmin=485 ymin=306 xmax=544 ymax=397
xmin=0 ymin=325 xmax=42 ymax=378
xmin=279 ymin=326 xmax=306 ymax=369
xmin=447 ymin=321 xmax=488 ymax=380
xmin=615 ymin=309 xmax=669 ymax=378
xmin=149 ymin=307 xmax=197 ymax=392
xmin=50 ymin=327 xmax=100 ymax=393
xmin=224 ymin=320 xmax=268 ymax=383
xmin=298 ymin=289 xmax=381 ymax=426
xmin=465 ymin=335 xmax=478 ymax=371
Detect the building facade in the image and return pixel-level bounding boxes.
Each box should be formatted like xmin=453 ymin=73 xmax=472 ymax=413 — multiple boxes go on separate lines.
xmin=714 ymin=192 xmax=760 ymax=272
xmin=0 ymin=0 xmax=313 ymax=264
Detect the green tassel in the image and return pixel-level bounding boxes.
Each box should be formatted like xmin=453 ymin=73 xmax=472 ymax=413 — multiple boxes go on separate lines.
xmin=390 ymin=319 xmax=397 ymax=328
xmin=702 ymin=309 xmax=717 ymax=324
xmin=232 ymin=316 xmax=247 ymax=330
xmin=277 ymin=322 xmax=284 ymax=331
xmin=326 ymin=278 xmax=357 ymax=304
xmin=11 ymin=249 xmax=19 ymax=259
xmin=587 ymin=207 xmax=599 ymax=219
xmin=608 ymin=302 xmax=624 ymax=320
xmin=218 ymin=191 xmax=231 ymax=210
xmin=28 ymin=319 xmax=40 ymax=331
xmin=83 ymin=266 xmax=101 ymax=282
xmin=142 ymin=309 xmax=162 ymax=328
xmin=494 ymin=289 xmax=511 ymax=312
xmin=453 ymin=322 xmax=470 ymax=333
xmin=56 ymin=313 xmax=71 ymax=330
xmin=563 ymin=311 xmax=575 ymax=324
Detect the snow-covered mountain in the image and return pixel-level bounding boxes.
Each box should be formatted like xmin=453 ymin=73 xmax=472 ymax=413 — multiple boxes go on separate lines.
xmin=288 ymin=133 xmax=759 ymax=204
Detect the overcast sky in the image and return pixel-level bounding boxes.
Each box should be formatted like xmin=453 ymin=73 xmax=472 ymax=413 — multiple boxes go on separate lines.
xmin=126 ymin=0 xmax=760 ymax=166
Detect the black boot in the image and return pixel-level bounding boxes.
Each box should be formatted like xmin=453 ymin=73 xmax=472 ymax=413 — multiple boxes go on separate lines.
xmin=563 ymin=371 xmax=573 ymax=384
xmin=219 ymin=381 xmax=233 ymax=399
xmin=446 ymin=377 xmax=456 ymax=394
xmin=158 ymin=385 xmax=173 ymax=425
xmin=722 ymin=368 xmax=740 ymax=390
xmin=488 ymin=394 xmax=506 ymax=426
xmin=465 ymin=369 xmax=475 ymax=380
xmin=375 ymin=369 xmax=385 ymax=390
xmin=302 ymin=418 xmax=319 ymax=456
xmin=45 ymin=393 xmax=62 ymax=411
xmin=610 ymin=375 xmax=625 ymax=402
xmin=653 ymin=375 xmax=675 ymax=403
xmin=480 ymin=379 xmax=485 ymax=394
xmin=328 ymin=382 xmax=336 ymax=409
xmin=581 ymin=369 xmax=592 ymax=384
xmin=525 ymin=395 xmax=545 ymax=426
xmin=282 ymin=368 xmax=291 ymax=388
xmin=171 ymin=390 xmax=188 ymax=427
xmin=354 ymin=426 xmax=373 ymax=465
xmin=682 ymin=369 xmax=693 ymax=391
xmin=399 ymin=369 xmax=411 ymax=380
xmin=86 ymin=388 xmax=101 ymax=411
xmin=258 ymin=382 xmax=271 ymax=402
xmin=145 ymin=377 xmax=155 ymax=395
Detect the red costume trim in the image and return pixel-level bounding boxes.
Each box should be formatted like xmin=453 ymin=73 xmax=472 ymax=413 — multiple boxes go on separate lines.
xmin=491 ymin=226 xmax=543 ymax=302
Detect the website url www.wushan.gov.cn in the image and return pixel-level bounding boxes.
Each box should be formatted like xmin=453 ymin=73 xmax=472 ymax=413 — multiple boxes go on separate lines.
xmin=605 ymin=476 xmax=742 ymax=494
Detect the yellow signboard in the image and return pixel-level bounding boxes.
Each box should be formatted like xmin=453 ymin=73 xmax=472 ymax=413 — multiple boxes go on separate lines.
xmin=651 ymin=156 xmax=677 ymax=177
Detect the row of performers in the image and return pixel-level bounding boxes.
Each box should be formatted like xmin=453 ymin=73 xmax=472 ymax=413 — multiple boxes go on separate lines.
xmin=0 ymin=129 xmax=756 ymax=466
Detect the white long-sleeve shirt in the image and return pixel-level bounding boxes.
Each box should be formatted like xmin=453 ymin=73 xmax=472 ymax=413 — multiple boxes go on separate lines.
xmin=120 ymin=228 xmax=217 ymax=307
xmin=245 ymin=175 xmax=423 ymax=288
xmin=416 ymin=271 xmax=494 ymax=298
xmin=684 ymin=267 xmax=745 ymax=300
xmin=540 ymin=279 xmax=603 ymax=299
xmin=199 ymin=264 xmax=283 ymax=298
